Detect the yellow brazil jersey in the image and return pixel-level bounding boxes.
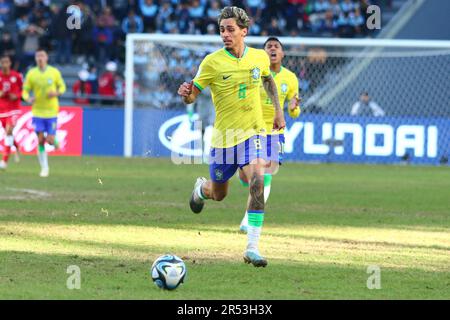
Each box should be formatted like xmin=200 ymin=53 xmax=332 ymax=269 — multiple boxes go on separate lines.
xmin=261 ymin=66 xmax=299 ymax=135
xmin=22 ymin=65 xmax=66 ymax=118
xmin=193 ymin=46 xmax=270 ymax=148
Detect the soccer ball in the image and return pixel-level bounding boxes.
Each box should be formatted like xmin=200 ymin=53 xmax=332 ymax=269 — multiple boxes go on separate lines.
xmin=151 ymin=254 xmax=187 ymax=290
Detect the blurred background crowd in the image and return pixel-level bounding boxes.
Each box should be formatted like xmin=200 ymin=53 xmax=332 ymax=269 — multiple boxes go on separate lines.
xmin=0 ymin=0 xmax=396 ymax=107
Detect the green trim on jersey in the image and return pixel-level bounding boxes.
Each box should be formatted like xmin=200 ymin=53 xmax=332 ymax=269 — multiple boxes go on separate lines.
xmin=223 ymin=46 xmax=249 ymax=60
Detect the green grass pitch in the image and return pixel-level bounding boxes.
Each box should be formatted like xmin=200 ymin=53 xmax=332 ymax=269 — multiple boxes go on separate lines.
xmin=0 ymin=156 xmax=449 ymax=299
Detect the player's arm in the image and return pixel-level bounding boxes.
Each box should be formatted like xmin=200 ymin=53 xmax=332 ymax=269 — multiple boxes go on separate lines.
xmin=179 ymin=57 xmax=213 ymax=105
xmin=8 ymin=73 xmax=23 ymax=101
xmin=287 ymin=75 xmax=301 ymax=118
xmin=262 ymin=75 xmax=285 ymax=130
xmin=22 ymin=71 xmax=34 ymax=104
xmin=48 ymin=69 xmax=66 ymax=98
xmin=178 ymin=81 xmax=201 ymax=105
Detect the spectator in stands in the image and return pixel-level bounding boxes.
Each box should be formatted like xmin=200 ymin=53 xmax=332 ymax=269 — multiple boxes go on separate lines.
xmin=206 ymin=0 xmax=221 ymax=25
xmin=162 ymin=12 xmax=179 ymax=34
xmin=285 ymin=0 xmax=306 ymax=32
xmin=244 ymin=0 xmax=265 ymax=23
xmin=73 ymin=69 xmax=93 ymax=105
xmin=14 ymin=0 xmax=31 ymax=18
xmin=109 ymin=0 xmax=137 ymax=21
xmin=323 ymin=10 xmax=338 ymax=36
xmin=351 ymin=92 xmax=385 ymax=117
xmin=122 ymin=9 xmax=144 ymax=34
xmin=98 ymin=6 xmax=118 ymax=28
xmin=20 ymin=23 xmax=45 ymax=71
xmin=248 ymin=19 xmax=261 ymax=36
xmin=341 ymin=0 xmax=356 ymax=13
xmin=315 ymin=0 xmax=330 ymax=13
xmin=93 ymin=17 xmax=115 ymax=64
xmin=329 ymin=0 xmax=341 ymax=17
xmin=51 ymin=4 xmax=73 ymax=65
xmin=0 ymin=0 xmax=11 ymax=25
xmin=156 ymin=1 xmax=173 ymax=32
xmin=99 ymin=61 xmax=118 ymax=105
xmin=350 ymin=8 xmax=366 ymax=37
xmin=16 ymin=12 xmax=30 ymax=34
xmin=175 ymin=1 xmax=191 ymax=34
xmin=0 ymin=31 xmax=16 ymax=58
xmin=337 ymin=11 xmax=354 ymax=37
xmin=188 ymin=0 xmax=205 ymax=34
xmin=139 ymin=0 xmax=158 ymax=32
xmin=266 ymin=17 xmax=283 ymax=36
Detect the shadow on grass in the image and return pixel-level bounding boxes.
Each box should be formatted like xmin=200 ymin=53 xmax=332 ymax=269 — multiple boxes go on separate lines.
xmin=0 ymin=250 xmax=448 ymax=300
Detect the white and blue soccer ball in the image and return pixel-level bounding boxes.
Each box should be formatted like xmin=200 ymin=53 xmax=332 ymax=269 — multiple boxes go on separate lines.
xmin=151 ymin=254 xmax=187 ymax=290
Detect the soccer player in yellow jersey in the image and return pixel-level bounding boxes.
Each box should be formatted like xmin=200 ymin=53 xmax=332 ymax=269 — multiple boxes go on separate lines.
xmin=178 ymin=7 xmax=285 ymax=267
xmin=238 ymin=37 xmax=301 ymax=233
xmin=22 ymin=49 xmax=66 ymax=177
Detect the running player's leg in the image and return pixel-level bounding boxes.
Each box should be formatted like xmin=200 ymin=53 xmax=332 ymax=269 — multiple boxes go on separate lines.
xmin=0 ymin=118 xmax=7 ymax=169
xmin=3 ymin=114 xmax=20 ymax=164
xmin=2 ymin=122 xmax=14 ymax=164
xmin=239 ymin=161 xmax=274 ymax=232
xmin=32 ymin=117 xmax=49 ymax=177
xmin=44 ymin=117 xmax=58 ymax=148
xmin=190 ymin=175 xmax=231 ymax=213
xmin=241 ymin=158 xmax=267 ymax=267
xmin=239 ymin=134 xmax=282 ymax=233
xmin=189 ymin=145 xmax=237 ymax=213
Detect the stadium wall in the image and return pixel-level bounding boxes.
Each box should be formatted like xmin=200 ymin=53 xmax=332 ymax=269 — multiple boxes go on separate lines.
xmin=1 ymin=107 xmax=448 ymax=164
xmin=132 ymin=109 xmax=450 ymax=165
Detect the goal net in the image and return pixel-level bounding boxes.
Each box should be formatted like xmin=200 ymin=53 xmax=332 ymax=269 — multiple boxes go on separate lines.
xmin=125 ymin=34 xmax=450 ymax=165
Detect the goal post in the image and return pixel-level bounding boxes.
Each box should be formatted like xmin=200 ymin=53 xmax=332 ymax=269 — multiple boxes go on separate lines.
xmin=124 ymin=34 xmax=450 ymax=164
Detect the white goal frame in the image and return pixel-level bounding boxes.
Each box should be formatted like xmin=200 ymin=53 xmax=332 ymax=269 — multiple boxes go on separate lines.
xmin=124 ymin=34 xmax=450 ymax=157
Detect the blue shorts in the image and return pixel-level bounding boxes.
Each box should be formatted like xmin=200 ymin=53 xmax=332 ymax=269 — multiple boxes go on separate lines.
xmin=209 ymin=135 xmax=268 ymax=183
xmin=267 ymin=134 xmax=285 ymax=164
xmin=32 ymin=117 xmax=57 ymax=135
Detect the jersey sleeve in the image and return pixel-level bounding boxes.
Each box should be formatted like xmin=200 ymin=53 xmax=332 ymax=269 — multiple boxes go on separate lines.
xmin=22 ymin=70 xmax=32 ymax=101
xmin=193 ymin=55 xmax=215 ymax=92
xmin=55 ymin=69 xmax=67 ymax=95
xmin=10 ymin=72 xmax=23 ymax=98
xmin=287 ymin=73 xmax=299 ymax=100
xmin=260 ymin=51 xmax=271 ymax=78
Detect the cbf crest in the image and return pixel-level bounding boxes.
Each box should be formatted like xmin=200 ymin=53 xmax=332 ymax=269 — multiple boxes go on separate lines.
xmin=214 ymin=169 xmax=223 ymax=181
xmin=250 ymin=67 xmax=260 ymax=80
xmin=281 ymin=83 xmax=288 ymax=94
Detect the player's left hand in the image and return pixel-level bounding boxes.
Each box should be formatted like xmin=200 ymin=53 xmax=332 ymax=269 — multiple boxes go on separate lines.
xmin=289 ymin=96 xmax=301 ymax=111
xmin=47 ymin=91 xmax=59 ymax=98
xmin=0 ymin=90 xmax=4 ymax=98
xmin=273 ymin=110 xmax=286 ymax=131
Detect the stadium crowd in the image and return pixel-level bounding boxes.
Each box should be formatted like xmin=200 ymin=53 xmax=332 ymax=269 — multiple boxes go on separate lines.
xmin=0 ymin=0 xmax=392 ymax=106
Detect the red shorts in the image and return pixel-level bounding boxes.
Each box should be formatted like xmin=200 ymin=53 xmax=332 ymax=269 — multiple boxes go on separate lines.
xmin=0 ymin=114 xmax=19 ymax=128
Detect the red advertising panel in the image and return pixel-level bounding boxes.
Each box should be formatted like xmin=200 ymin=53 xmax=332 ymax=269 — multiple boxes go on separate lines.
xmin=0 ymin=106 xmax=83 ymax=156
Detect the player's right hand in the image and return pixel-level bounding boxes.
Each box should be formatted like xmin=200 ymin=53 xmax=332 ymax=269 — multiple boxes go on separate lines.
xmin=0 ymin=90 xmax=4 ymax=98
xmin=27 ymin=97 xmax=35 ymax=104
xmin=178 ymin=81 xmax=193 ymax=97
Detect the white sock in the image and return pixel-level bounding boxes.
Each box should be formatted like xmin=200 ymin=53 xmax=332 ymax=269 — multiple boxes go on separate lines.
xmin=38 ymin=148 xmax=48 ymax=170
xmin=247 ymin=226 xmax=262 ymax=253
xmin=240 ymin=211 xmax=248 ymax=228
xmin=195 ymin=181 xmax=206 ymax=200
xmin=264 ymin=185 xmax=271 ymax=203
xmin=246 ymin=211 xmax=264 ymax=253
xmin=5 ymin=135 xmax=14 ymax=147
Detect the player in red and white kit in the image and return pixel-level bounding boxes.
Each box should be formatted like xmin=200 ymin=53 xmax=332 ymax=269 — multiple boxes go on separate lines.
xmin=0 ymin=55 xmax=23 ymax=170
